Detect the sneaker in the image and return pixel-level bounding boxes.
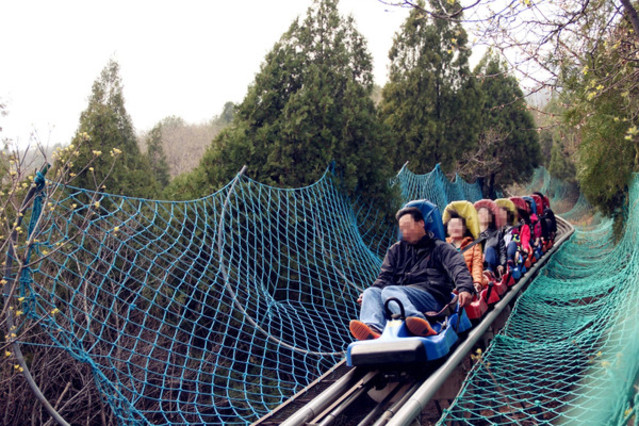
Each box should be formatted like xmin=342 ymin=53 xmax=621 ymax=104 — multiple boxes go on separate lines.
xmin=405 ymin=316 xmax=438 ymax=337
xmin=349 ymin=320 xmax=381 ymax=341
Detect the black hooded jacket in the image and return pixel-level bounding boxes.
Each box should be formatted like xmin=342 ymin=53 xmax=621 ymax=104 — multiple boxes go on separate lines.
xmin=479 ymin=227 xmax=507 ymax=266
xmin=372 ymin=232 xmax=475 ymax=305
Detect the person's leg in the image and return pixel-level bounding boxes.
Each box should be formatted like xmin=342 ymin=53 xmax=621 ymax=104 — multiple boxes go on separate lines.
xmin=359 ymin=287 xmax=386 ymax=330
xmin=506 ymin=241 xmax=518 ymax=263
xmin=380 ymin=286 xmax=446 ymax=337
xmin=484 ymin=245 xmax=498 ymax=272
xmin=381 ymin=285 xmax=443 ymax=319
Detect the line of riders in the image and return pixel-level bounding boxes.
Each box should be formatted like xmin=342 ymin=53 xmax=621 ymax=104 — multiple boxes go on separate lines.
xmin=349 ymin=191 xmax=558 ymax=341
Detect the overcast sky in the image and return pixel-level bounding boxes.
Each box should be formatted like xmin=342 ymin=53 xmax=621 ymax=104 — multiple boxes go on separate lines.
xmin=0 ymin=0 xmax=417 ymax=149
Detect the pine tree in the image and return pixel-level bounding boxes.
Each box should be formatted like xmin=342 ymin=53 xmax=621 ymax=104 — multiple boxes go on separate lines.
xmin=378 ymin=0 xmax=482 ymax=173
xmin=67 ymin=59 xmax=158 ymax=198
xmin=467 ymin=54 xmax=541 ymax=197
xmin=169 ymin=0 xmax=395 ymax=204
xmin=145 ymin=123 xmax=170 ymax=188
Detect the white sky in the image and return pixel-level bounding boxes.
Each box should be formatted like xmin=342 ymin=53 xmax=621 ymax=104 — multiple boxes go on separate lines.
xmin=0 ymin=0 xmax=416 ymax=148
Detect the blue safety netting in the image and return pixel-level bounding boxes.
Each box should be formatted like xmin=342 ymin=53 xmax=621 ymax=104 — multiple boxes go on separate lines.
xmin=394 ymin=163 xmax=483 ymax=211
xmin=10 ymin=163 xmax=481 ymax=425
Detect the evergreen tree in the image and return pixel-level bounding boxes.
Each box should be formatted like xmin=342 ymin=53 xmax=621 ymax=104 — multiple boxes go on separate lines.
xmin=168 ymin=0 xmax=395 ymax=205
xmin=378 ymin=0 xmax=482 ymax=173
xmin=219 ymin=102 xmax=235 ymax=125
xmin=145 ymin=123 xmax=170 ymax=188
xmin=539 ymin=97 xmax=577 ymax=184
xmin=466 ymin=54 xmax=541 ymax=197
xmin=67 ymin=59 xmax=158 ymax=198
xmin=561 ymin=13 xmax=639 ymax=216
xmin=539 ymin=129 xmax=553 ymax=168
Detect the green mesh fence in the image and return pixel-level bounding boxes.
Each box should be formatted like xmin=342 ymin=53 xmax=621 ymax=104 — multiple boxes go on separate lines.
xmin=9 ymin=164 xmax=482 ymax=425
xmin=439 ymin=174 xmax=639 ymax=425
xmin=526 ymin=167 xmax=583 ymax=217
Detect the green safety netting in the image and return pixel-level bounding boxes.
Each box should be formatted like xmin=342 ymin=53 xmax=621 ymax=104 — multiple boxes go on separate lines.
xmin=527 ymin=167 xmax=586 ymax=219
xmin=9 ymin=164 xmax=481 ymax=425
xmin=439 ymin=174 xmax=639 ymax=425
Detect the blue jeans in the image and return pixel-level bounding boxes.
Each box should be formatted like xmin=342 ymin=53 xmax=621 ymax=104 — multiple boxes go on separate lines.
xmin=484 ymin=245 xmax=498 ymax=272
xmin=506 ymin=241 xmax=518 ymax=263
xmin=359 ymin=286 xmax=444 ymax=332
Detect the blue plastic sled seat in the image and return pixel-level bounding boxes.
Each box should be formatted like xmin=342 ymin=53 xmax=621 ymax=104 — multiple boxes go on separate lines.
xmin=346 ymin=295 xmax=472 ymax=367
xmin=401 ymin=199 xmax=446 ymax=241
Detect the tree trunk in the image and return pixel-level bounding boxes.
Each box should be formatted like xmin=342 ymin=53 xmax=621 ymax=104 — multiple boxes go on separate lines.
xmin=620 ymin=0 xmax=639 ymax=39
xmin=489 ymin=173 xmax=496 ymax=199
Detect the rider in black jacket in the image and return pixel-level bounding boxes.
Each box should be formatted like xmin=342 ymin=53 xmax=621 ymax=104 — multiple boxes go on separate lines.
xmin=349 ymin=207 xmax=475 ymax=341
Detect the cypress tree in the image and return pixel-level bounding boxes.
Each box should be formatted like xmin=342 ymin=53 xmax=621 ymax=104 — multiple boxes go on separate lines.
xmin=470 ymin=54 xmax=541 ymax=196
xmin=67 ymin=59 xmax=158 ymax=198
xmin=378 ymin=0 xmax=482 ymax=173
xmin=170 ymin=0 xmax=395 ymax=205
xmin=145 ymin=123 xmax=170 ymax=188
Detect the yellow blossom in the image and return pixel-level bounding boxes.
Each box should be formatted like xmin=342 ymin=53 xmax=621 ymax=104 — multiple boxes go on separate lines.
xmin=92 ymin=150 xmax=102 ymax=156
xmin=18 ymin=297 xmax=25 ymax=302
xmin=94 ymin=201 xmax=100 ymax=209
xmin=51 ymin=308 xmax=60 ymax=315
xmin=113 ymin=226 xmax=120 ymax=233
xmin=4 ymin=350 xmax=11 ymax=357
xmin=15 ymin=310 xmax=23 ymax=316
